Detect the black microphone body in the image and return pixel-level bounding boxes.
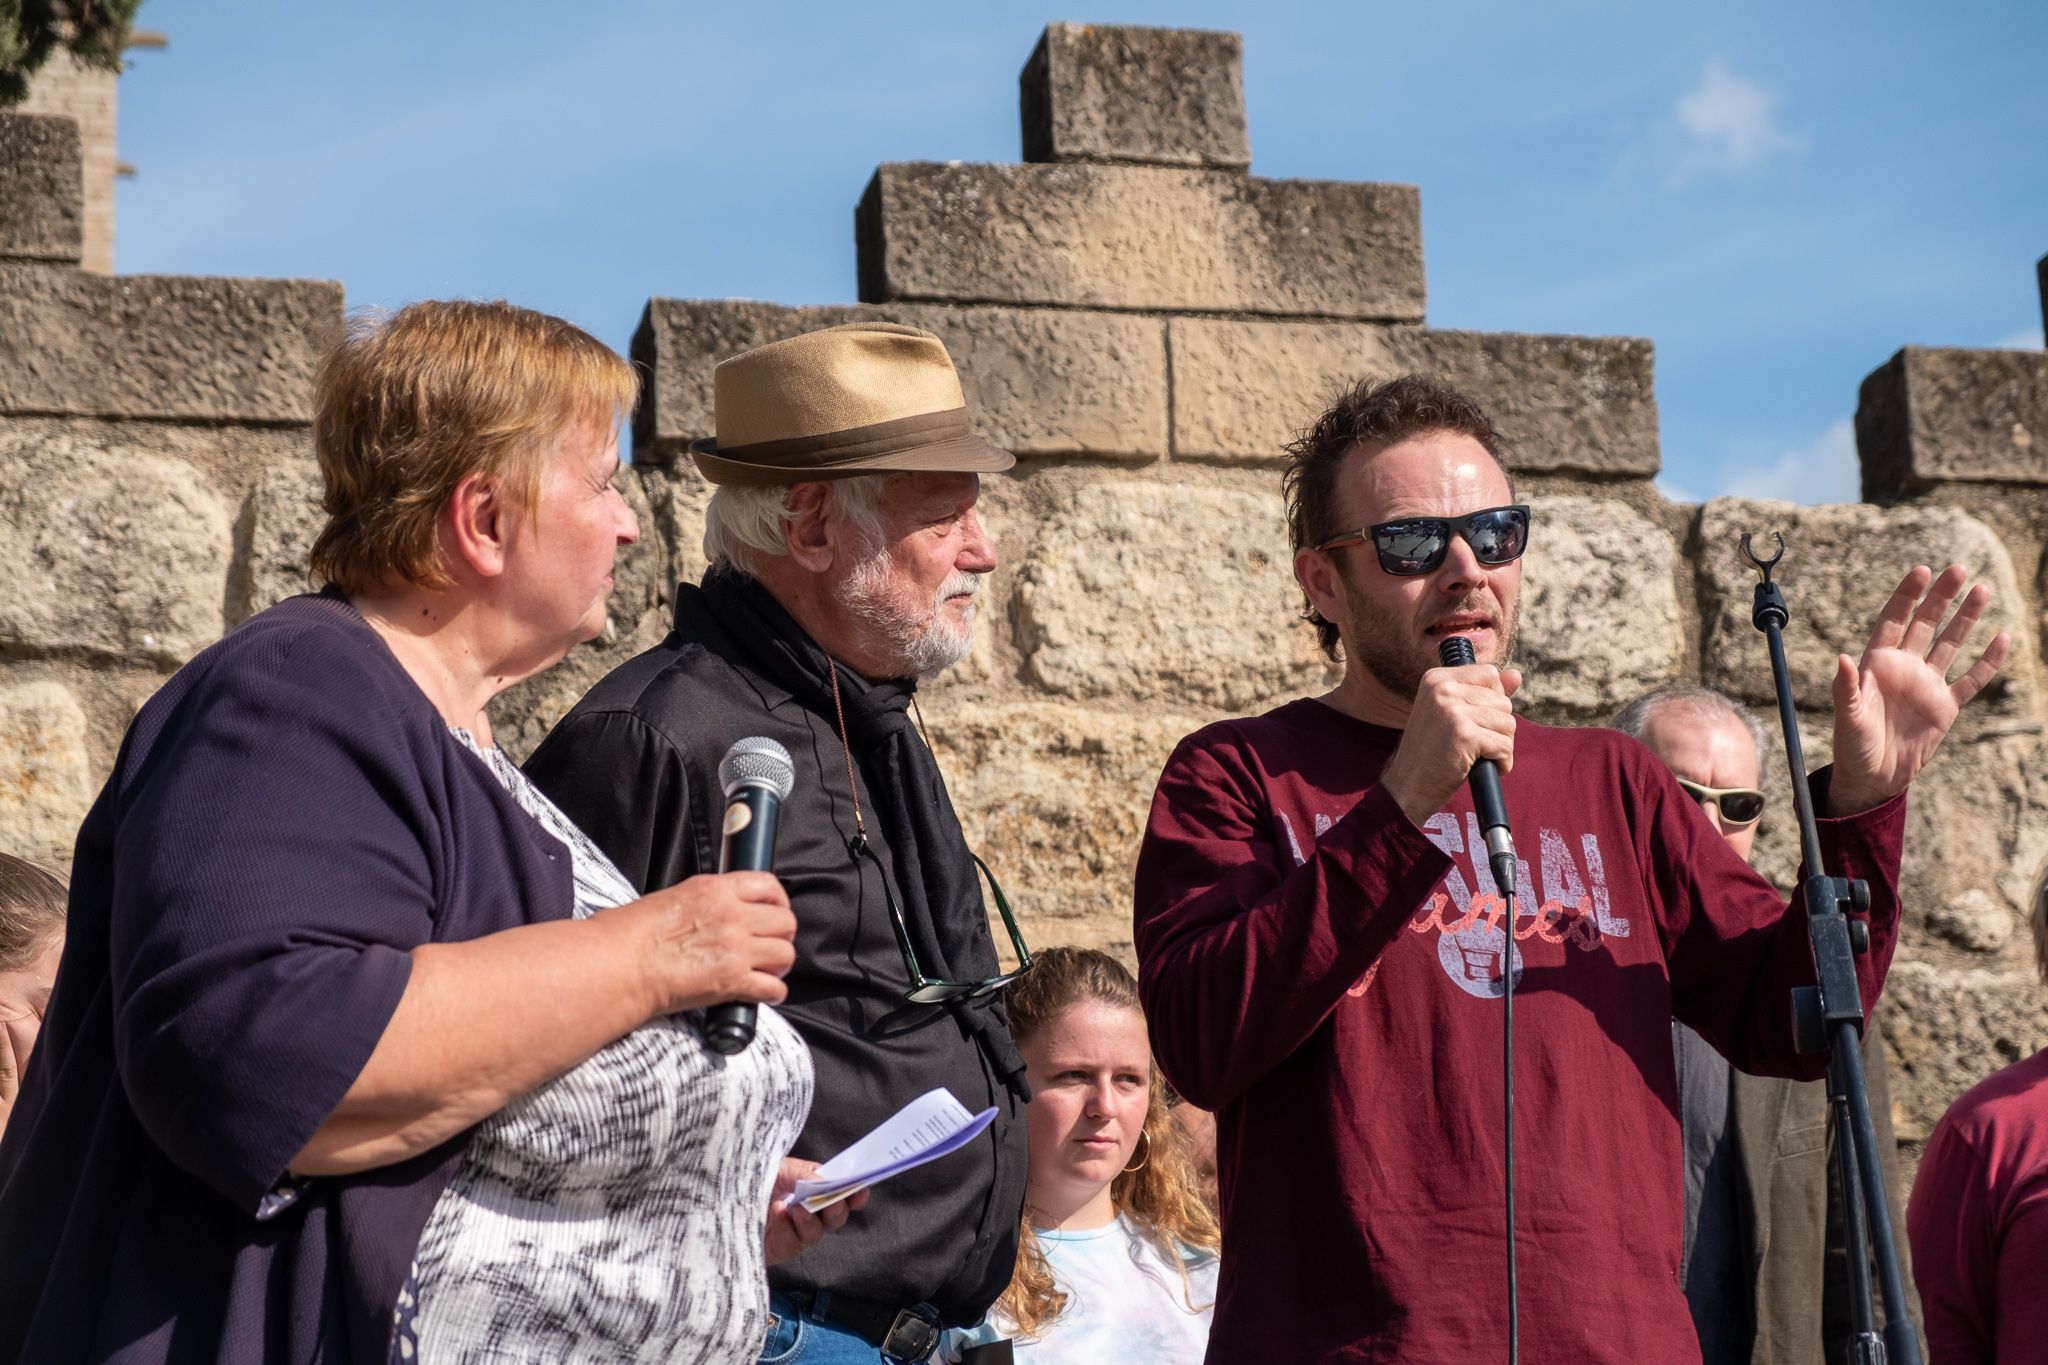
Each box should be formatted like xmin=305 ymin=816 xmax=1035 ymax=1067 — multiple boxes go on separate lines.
xmin=1437 ymin=635 xmax=1518 ymax=896
xmin=704 ymin=737 xmax=795 ymax=1056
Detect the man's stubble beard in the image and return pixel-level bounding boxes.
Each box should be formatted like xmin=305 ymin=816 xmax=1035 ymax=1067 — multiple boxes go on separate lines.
xmin=1333 ymin=570 xmax=1520 ymax=702
xmin=837 ymin=545 xmax=981 ymax=680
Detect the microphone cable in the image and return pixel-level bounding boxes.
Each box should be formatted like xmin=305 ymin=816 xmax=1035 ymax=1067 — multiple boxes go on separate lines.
xmin=1501 ymin=883 xmax=1518 ymax=1365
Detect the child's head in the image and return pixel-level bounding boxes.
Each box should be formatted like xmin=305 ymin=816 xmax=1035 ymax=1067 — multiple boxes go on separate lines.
xmin=1006 ymin=946 xmax=1157 ymax=1222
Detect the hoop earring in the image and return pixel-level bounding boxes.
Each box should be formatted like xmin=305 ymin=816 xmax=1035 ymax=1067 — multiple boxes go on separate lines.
xmin=1122 ymin=1130 xmax=1151 ymax=1175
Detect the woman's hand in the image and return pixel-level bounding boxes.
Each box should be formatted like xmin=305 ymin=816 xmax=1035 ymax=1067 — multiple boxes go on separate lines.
xmin=764 ymin=1156 xmax=869 ymax=1266
xmin=609 ymin=871 xmax=799 ymax=1018
xmin=293 ymin=871 xmax=797 ymax=1176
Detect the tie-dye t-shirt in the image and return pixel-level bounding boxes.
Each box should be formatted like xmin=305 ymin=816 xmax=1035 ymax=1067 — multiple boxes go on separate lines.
xmin=1135 ymin=700 xmax=1906 ymax=1364
xmin=941 ymin=1215 xmax=1217 ymax=1363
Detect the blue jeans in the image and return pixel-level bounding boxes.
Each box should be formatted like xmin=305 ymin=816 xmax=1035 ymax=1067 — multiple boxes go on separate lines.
xmin=759 ymin=1291 xmax=926 ymax=1364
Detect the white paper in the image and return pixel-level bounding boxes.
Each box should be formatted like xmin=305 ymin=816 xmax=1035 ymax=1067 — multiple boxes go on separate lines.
xmin=791 ymin=1087 xmax=998 ymax=1213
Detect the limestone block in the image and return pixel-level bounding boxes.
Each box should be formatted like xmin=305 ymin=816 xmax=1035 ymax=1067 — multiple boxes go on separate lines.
xmin=1927 ymin=889 xmax=2014 ymax=953
xmin=926 ymin=701 xmax=1203 ymax=957
xmin=1747 ymin=717 xmax=2048 ymax=965
xmin=1696 ymin=499 xmax=2033 ymax=711
xmin=1015 ymin=479 xmax=1335 ymax=709
xmin=0 ymin=263 xmax=342 ymax=422
xmin=1515 ymin=497 xmax=1683 ymax=715
xmin=241 ymin=459 xmax=326 ymax=620
xmin=857 ymin=163 xmax=1423 ymax=322
xmin=1882 ymin=961 xmax=2048 ymax=1142
xmin=637 ymin=462 xmax=714 ymax=589
xmin=1020 ymin=23 xmax=1249 ymax=170
xmin=1857 ymin=346 xmax=2048 ymax=498
xmin=1167 ymin=318 xmax=1658 ymax=472
xmin=0 ymin=432 xmax=231 ymax=665
xmin=631 ymin=298 xmax=1166 ymax=467
xmin=0 ymin=680 xmax=93 ymax=867
xmin=0 ymin=113 xmax=83 ymax=264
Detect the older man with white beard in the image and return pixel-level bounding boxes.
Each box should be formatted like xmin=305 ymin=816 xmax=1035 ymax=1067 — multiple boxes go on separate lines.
xmin=528 ymin=323 xmax=1033 ymax=1365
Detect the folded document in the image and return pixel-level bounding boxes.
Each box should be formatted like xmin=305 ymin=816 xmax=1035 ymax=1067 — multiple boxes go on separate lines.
xmin=792 ymin=1087 xmax=998 ymax=1213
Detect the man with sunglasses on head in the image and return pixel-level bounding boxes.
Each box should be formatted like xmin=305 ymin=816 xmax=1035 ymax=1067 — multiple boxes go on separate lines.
xmin=1133 ymin=373 xmax=2008 ymax=1363
xmin=1612 ymin=684 xmax=1919 ymax=1365
xmin=527 ymin=324 xmax=1032 ymax=1365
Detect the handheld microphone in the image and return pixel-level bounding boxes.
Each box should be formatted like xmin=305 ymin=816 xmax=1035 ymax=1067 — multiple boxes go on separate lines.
xmin=1437 ymin=635 xmax=1517 ymax=896
xmin=704 ymin=735 xmax=796 ymax=1056
xmin=1437 ymin=631 xmax=1521 ymax=1361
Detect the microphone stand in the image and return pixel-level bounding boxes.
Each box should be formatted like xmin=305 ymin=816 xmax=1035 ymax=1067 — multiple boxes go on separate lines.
xmin=1738 ymin=532 xmax=1920 ymax=1365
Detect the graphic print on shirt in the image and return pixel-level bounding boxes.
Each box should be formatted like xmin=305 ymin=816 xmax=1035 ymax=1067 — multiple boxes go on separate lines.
xmin=1279 ymin=808 xmax=1629 ymax=1000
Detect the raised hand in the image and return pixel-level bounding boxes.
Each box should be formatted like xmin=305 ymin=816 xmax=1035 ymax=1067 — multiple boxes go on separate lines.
xmin=1828 ymin=564 xmax=2010 ymax=815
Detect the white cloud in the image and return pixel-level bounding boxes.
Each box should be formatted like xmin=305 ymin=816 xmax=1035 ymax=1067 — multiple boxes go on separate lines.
xmin=1992 ymin=325 xmax=2045 ymax=350
xmin=1668 ymin=60 xmax=1803 ymax=178
xmin=1718 ymin=419 xmax=1860 ymax=505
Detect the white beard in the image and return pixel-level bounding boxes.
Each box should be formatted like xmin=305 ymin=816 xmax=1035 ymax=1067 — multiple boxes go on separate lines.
xmin=838 ymin=556 xmax=981 ymax=679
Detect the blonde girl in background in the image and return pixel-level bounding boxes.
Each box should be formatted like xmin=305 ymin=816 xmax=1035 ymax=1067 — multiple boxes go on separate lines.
xmin=944 ymin=947 xmax=1220 ymax=1362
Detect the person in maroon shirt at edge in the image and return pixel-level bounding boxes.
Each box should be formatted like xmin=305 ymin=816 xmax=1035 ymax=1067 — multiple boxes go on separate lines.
xmin=1132 ymin=374 xmax=2012 ymax=1364
xmin=1907 ymin=865 xmax=2048 ymax=1363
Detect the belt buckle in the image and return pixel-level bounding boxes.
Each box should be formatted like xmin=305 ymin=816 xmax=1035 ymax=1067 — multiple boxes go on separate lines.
xmin=880 ymin=1307 xmax=940 ymax=1364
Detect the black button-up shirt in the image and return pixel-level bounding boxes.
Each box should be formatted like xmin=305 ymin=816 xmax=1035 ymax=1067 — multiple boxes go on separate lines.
xmin=524 ymin=581 xmax=1026 ymax=1326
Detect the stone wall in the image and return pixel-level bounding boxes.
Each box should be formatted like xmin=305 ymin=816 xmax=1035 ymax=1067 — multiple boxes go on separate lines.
xmin=16 ymin=50 xmax=117 ymax=274
xmin=4 ymin=23 xmax=2047 ymax=1158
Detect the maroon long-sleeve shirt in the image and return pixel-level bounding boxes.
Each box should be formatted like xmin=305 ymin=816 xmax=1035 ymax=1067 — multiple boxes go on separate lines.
xmin=1908 ymin=1048 xmax=2048 ymax=1364
xmin=1134 ymin=700 xmax=1905 ymax=1364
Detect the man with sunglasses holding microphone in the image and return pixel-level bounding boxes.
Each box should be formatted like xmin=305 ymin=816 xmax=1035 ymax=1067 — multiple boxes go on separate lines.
xmin=1133 ymin=374 xmax=2007 ymax=1362
xmin=1612 ymin=684 xmax=1918 ymax=1364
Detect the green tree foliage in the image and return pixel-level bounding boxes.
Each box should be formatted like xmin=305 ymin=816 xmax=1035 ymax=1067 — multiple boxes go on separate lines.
xmin=0 ymin=1 xmax=143 ymax=106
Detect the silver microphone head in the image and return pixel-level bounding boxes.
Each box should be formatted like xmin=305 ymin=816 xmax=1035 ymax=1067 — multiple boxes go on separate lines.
xmin=718 ymin=735 xmax=796 ymax=802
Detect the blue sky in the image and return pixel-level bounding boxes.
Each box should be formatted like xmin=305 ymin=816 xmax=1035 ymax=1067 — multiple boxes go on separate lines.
xmin=111 ymin=0 xmax=2046 ymax=503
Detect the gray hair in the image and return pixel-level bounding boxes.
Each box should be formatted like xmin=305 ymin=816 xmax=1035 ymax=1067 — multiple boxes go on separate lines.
xmin=701 ymin=474 xmax=891 ymax=574
xmin=1610 ymin=683 xmax=1770 ymax=763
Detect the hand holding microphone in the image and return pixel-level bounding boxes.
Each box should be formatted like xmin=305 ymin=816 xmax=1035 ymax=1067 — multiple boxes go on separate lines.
xmin=607 ymin=736 xmax=798 ymax=1037
xmin=705 ymin=737 xmax=797 ymax=1054
xmin=1377 ymin=636 xmax=1520 ymax=845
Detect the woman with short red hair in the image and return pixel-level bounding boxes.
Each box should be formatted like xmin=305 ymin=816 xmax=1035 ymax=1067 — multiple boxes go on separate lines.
xmin=0 ymin=301 xmax=828 ymax=1364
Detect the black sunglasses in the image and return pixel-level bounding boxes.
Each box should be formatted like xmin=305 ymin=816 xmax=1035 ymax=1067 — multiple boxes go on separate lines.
xmin=1317 ymin=504 xmax=1533 ymax=577
xmin=1675 ymin=777 xmax=1766 ymax=828
xmin=852 ymin=834 xmax=1034 ymax=1004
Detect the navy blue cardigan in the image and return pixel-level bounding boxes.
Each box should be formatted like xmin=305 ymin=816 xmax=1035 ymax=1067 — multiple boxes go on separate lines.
xmin=0 ymin=593 xmax=574 ymax=1364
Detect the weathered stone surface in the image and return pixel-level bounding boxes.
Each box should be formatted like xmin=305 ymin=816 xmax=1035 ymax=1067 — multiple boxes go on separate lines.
xmin=1015 ymin=479 xmax=1335 ymax=709
xmin=637 ymin=462 xmax=714 ymax=589
xmin=1884 ymin=962 xmax=2048 ymax=1142
xmin=487 ymin=467 xmax=671 ymax=763
xmin=857 ymin=163 xmax=1423 ymax=322
xmin=1020 ymin=23 xmax=1249 ymax=170
xmin=1928 ymin=888 xmax=2014 ymax=953
xmin=1697 ymin=499 xmax=2034 ymax=712
xmin=927 ymin=701 xmax=1202 ymax=958
xmin=0 ymin=680 xmax=93 ymax=867
xmin=1857 ymin=346 xmax=2048 ymax=499
xmin=240 ymin=459 xmax=326 ymax=620
xmin=1515 ymin=498 xmax=1683 ymax=715
xmin=0 ymin=263 xmax=342 ymax=422
xmin=632 ymin=299 xmax=1166 ymax=467
xmin=1168 ymin=319 xmax=1659 ymax=474
xmin=0 ymin=114 xmax=83 ymax=264
xmin=0 ymin=432 xmax=231 ymax=665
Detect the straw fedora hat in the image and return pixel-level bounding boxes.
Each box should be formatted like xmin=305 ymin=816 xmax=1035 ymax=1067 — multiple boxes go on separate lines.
xmin=689 ymin=322 xmax=1015 ymax=485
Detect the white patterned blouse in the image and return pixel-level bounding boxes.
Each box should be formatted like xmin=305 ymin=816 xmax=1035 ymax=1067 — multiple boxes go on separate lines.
xmin=395 ymin=731 xmax=815 ymax=1363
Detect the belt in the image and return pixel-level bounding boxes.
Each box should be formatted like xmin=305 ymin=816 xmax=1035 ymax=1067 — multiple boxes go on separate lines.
xmin=784 ymin=1288 xmax=942 ymax=1361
